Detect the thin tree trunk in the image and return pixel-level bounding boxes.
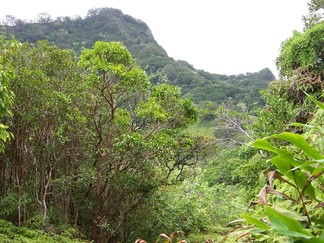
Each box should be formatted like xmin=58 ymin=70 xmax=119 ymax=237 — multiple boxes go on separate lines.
xmin=64 ymin=189 xmax=70 ymax=224
xmin=73 ymin=206 xmax=79 ymax=228
xmin=0 ymin=154 xmax=5 ymax=196
xmin=16 ymin=166 xmax=21 ymax=227
xmin=92 ymin=178 xmax=103 ymax=243
xmin=92 ymin=153 xmax=104 ymax=242
xmin=42 ymin=168 xmax=52 ymax=222
xmin=23 ymin=204 xmax=27 ymax=225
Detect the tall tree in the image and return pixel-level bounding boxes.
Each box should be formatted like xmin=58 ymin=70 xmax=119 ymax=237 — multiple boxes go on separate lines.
xmin=303 ymin=0 xmax=324 ymax=29
xmin=78 ymin=41 xmax=198 ymax=242
xmin=0 ymin=38 xmax=18 ymax=152
xmin=0 ymin=40 xmax=88 ymax=228
xmin=275 ymin=20 xmax=324 ymax=124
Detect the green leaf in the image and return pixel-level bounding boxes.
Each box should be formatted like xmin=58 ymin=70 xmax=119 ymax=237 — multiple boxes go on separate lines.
xmin=291 ymin=160 xmax=317 ymax=173
xmin=306 ymin=93 xmax=324 ymax=109
xmin=271 ymin=132 xmax=323 ymax=160
xmin=265 ymin=206 xmax=312 ymax=238
xmin=273 ymin=229 xmax=314 ymax=240
xmin=291 ymin=122 xmax=315 ymax=128
xmin=271 ymin=205 xmax=307 ymax=222
xmin=251 ymin=138 xmax=289 ymax=156
xmin=270 ymin=154 xmax=300 ymax=177
xmin=294 ymin=170 xmax=317 ymax=201
xmin=302 ymin=238 xmax=324 ymax=243
xmin=241 ymin=214 xmax=270 ymax=231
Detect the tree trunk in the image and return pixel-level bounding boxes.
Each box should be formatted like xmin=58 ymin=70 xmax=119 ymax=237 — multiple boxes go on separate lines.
xmin=42 ymin=168 xmax=52 ymax=222
xmin=73 ymin=205 xmax=79 ymax=228
xmin=64 ymin=189 xmax=70 ymax=224
xmin=0 ymin=154 xmax=5 ymax=196
xmin=92 ymin=175 xmax=103 ymax=243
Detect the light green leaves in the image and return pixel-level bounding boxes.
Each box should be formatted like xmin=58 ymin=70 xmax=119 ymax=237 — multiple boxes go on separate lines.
xmin=79 ymin=41 xmax=150 ymax=108
xmin=0 ymin=39 xmax=21 ymax=152
xmin=241 ymin=214 xmax=270 ymax=231
xmin=264 ymin=206 xmax=316 ymax=241
xmin=241 ymin=98 xmax=324 ymax=242
xmin=136 ymin=97 xmax=169 ymax=122
xmin=277 ymin=21 xmax=324 ymax=77
xmin=252 ymin=138 xmax=290 ymax=156
xmin=272 ymin=132 xmax=323 ymax=160
xmin=79 ymin=41 xmax=132 ymax=69
xmin=306 ymin=93 xmax=324 ymax=110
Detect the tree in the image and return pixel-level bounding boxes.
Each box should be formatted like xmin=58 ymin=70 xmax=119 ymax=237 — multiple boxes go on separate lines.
xmin=277 ymin=21 xmax=324 ymax=79
xmin=78 ymin=41 xmax=198 ymax=242
xmin=275 ymin=20 xmax=324 ymax=125
xmin=230 ymin=96 xmax=324 ymax=242
xmin=0 ymin=39 xmax=18 ymax=152
xmin=303 ymin=0 xmax=324 ymax=29
xmin=0 ymin=40 xmax=87 ymax=228
xmin=36 ymin=13 xmax=52 ymax=23
xmin=2 ymin=15 xmax=18 ymax=26
xmin=213 ymin=101 xmax=256 ymax=147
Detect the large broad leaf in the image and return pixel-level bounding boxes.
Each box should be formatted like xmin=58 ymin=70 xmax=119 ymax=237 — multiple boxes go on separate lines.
xmin=270 ymin=154 xmax=300 ymax=178
xmin=273 ymin=229 xmax=315 ymax=240
xmin=251 ymin=138 xmax=290 ymax=156
xmin=271 ymin=205 xmax=307 ymax=222
xmin=265 ymin=206 xmax=312 ymax=238
xmin=271 ymin=132 xmax=323 ymax=160
xmin=292 ymin=160 xmax=318 ymax=174
xmin=294 ymin=170 xmax=317 ymax=201
xmin=241 ymin=214 xmax=270 ymax=231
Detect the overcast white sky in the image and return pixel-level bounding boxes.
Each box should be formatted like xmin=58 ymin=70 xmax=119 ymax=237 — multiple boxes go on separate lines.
xmin=0 ymin=0 xmax=310 ymax=77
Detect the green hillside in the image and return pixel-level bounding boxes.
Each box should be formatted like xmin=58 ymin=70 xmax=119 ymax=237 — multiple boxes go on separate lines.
xmin=0 ymin=8 xmax=275 ymax=105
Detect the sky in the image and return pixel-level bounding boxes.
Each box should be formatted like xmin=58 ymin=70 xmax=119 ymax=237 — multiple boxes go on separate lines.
xmin=0 ymin=0 xmax=310 ymax=78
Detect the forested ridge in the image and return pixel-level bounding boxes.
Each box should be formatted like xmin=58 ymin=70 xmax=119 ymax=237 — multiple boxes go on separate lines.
xmin=0 ymin=7 xmax=275 ymax=106
xmin=0 ymin=1 xmax=323 ymax=242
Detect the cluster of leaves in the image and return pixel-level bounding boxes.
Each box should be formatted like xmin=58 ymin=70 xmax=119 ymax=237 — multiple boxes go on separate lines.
xmin=0 ymin=219 xmax=89 ymax=242
xmin=276 ymin=21 xmax=324 ymax=116
xmin=131 ymin=177 xmax=245 ymax=243
xmin=223 ymin=8 xmax=324 ymax=241
xmin=0 ymin=38 xmax=19 ymax=152
xmin=228 ymin=96 xmax=324 ymax=242
xmin=303 ymin=0 xmax=324 ymax=29
xmin=277 ymin=21 xmax=324 ymax=79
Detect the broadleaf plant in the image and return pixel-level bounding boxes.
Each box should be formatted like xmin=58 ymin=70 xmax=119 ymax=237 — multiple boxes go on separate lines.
xmin=229 ymin=95 xmax=324 ymax=242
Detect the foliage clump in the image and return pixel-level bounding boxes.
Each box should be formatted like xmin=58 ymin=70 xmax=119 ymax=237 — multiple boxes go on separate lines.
xmin=0 ymin=219 xmax=88 ymax=242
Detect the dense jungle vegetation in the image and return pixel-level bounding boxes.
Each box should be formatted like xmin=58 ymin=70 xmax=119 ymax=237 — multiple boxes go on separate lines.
xmin=0 ymin=0 xmax=323 ymax=242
